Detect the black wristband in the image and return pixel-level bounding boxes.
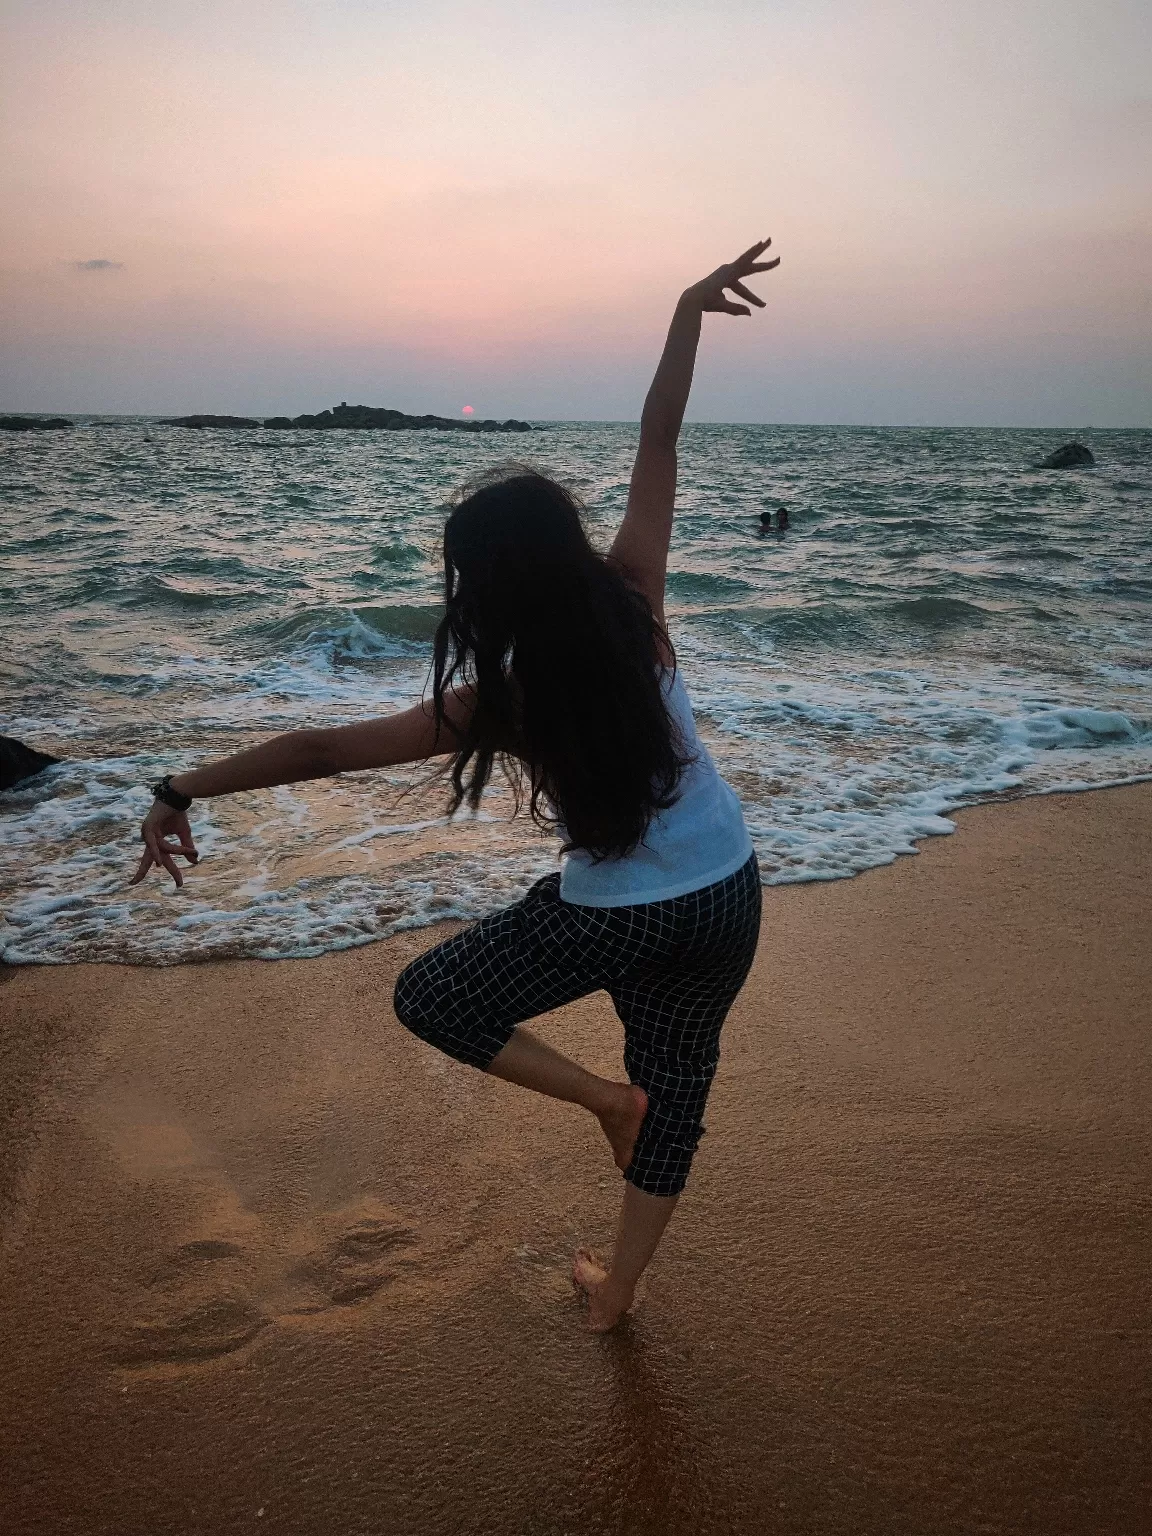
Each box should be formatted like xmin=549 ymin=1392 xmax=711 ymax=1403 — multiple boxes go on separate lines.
xmin=150 ymin=774 xmax=193 ymax=813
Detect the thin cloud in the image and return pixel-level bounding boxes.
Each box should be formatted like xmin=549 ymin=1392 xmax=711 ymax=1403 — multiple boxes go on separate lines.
xmin=72 ymin=258 xmax=123 ymax=271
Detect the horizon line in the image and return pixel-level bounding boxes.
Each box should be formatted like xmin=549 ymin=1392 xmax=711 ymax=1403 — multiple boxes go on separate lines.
xmin=2 ymin=411 xmax=1148 ymax=433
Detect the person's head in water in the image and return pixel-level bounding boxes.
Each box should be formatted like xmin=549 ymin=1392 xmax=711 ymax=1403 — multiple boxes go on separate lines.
xmin=776 ymin=505 xmax=789 ymax=529
xmin=759 ymin=510 xmax=773 ymax=528
xmin=432 ymin=467 xmax=685 ymax=860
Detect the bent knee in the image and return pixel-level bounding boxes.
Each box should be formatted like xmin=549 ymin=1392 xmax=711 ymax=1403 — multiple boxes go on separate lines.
xmin=392 ymin=957 xmax=508 ymax=1070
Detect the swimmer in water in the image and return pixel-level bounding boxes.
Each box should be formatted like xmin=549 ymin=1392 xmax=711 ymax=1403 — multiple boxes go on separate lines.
xmin=758 ymin=507 xmax=788 ymax=536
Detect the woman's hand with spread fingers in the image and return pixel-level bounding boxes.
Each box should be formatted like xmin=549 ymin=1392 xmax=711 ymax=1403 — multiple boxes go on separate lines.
xmin=682 ymin=237 xmax=780 ymax=317
xmin=610 ymin=232 xmax=781 ymax=616
xmin=130 ymin=801 xmax=200 ymax=888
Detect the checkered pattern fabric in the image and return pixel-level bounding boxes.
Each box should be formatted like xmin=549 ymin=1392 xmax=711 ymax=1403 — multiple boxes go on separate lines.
xmin=393 ymin=852 xmax=761 ymax=1195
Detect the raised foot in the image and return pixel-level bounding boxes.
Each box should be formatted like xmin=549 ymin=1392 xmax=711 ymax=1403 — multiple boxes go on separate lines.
xmin=572 ymin=1248 xmax=633 ymax=1333
xmin=596 ymin=1083 xmax=648 ymax=1173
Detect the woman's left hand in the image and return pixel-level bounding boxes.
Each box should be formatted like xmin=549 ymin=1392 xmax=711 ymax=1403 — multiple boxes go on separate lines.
xmin=130 ymin=801 xmax=200 ymax=888
xmin=682 ymin=238 xmax=780 ymax=317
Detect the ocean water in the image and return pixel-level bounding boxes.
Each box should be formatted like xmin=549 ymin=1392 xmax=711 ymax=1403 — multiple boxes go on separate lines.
xmin=2 ymin=420 xmax=1150 ymax=965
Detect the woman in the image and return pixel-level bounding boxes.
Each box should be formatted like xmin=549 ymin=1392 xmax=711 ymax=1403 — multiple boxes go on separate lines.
xmin=132 ymin=237 xmax=779 ymax=1331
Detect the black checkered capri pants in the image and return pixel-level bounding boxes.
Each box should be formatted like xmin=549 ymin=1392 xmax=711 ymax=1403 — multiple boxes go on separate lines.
xmin=393 ymin=851 xmax=761 ymax=1195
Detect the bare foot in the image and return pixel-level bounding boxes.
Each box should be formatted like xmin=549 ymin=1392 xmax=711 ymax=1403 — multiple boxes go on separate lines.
xmin=596 ymin=1083 xmax=648 ymax=1173
xmin=572 ymin=1248 xmax=633 ymax=1333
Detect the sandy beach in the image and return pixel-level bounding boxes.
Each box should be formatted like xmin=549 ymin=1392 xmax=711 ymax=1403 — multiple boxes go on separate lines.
xmin=1 ymin=783 xmax=1149 ymax=1536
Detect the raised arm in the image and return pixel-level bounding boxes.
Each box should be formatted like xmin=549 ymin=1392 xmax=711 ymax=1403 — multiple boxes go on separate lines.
xmin=131 ymin=689 xmax=473 ymax=887
xmin=608 ymin=238 xmax=780 ymax=621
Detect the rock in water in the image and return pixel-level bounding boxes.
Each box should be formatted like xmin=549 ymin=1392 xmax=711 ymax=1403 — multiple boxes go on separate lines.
xmin=162 ymin=415 xmax=262 ymax=429
xmin=1037 ymin=442 xmax=1095 ymax=469
xmin=0 ymin=736 xmax=61 ymax=791
xmin=0 ymin=416 xmax=73 ymax=431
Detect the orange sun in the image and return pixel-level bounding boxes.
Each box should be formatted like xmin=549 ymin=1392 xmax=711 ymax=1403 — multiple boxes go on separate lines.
xmin=462 ymin=405 xmax=474 ymax=415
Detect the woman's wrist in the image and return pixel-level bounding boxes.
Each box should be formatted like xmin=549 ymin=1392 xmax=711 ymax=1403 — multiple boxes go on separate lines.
xmin=149 ymin=773 xmax=194 ymax=812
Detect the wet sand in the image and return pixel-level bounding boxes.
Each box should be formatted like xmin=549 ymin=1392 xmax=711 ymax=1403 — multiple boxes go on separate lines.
xmin=1 ymin=784 xmax=1149 ymax=1536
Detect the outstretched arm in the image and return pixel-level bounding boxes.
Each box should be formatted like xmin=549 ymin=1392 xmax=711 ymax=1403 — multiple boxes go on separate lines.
xmin=608 ymin=238 xmax=780 ymax=621
xmin=131 ymin=689 xmax=473 ymax=887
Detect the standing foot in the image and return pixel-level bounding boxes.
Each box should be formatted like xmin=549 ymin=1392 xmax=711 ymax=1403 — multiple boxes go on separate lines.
xmin=595 ymin=1083 xmax=648 ymax=1173
xmin=572 ymin=1248 xmax=634 ymax=1333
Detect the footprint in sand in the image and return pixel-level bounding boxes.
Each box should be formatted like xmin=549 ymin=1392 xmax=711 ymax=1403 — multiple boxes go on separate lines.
xmin=509 ymin=1243 xmax=583 ymax=1310
xmin=114 ymin=1239 xmax=269 ymax=1367
xmin=114 ymin=1199 xmax=427 ymax=1369
xmin=277 ymin=1204 xmax=418 ymax=1313
xmin=146 ymin=1237 xmax=245 ymax=1282
xmin=115 ymin=1295 xmax=269 ymax=1366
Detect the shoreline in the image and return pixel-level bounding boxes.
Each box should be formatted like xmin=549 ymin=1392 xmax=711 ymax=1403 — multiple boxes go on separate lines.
xmin=1 ymin=782 xmax=1149 ymax=1534
xmin=6 ymin=771 xmax=1152 ymax=971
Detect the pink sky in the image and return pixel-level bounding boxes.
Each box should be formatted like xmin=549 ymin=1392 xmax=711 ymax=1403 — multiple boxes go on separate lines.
xmin=1 ymin=0 xmax=1148 ymax=424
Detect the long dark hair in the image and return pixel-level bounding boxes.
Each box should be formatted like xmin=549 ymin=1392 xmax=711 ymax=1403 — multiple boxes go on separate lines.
xmin=431 ymin=468 xmax=686 ymax=859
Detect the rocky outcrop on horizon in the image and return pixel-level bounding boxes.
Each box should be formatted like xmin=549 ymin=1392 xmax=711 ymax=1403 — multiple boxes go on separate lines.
xmin=163 ymin=414 xmax=262 ymax=428
xmin=153 ymin=404 xmax=533 ymax=432
xmin=1036 ymin=442 xmax=1096 ymax=469
xmin=0 ymin=416 xmax=73 ymax=431
xmin=262 ymin=403 xmax=533 ymax=432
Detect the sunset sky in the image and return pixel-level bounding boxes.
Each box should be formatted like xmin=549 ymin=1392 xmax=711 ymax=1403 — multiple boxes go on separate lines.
xmin=1 ymin=0 xmax=1148 ymax=424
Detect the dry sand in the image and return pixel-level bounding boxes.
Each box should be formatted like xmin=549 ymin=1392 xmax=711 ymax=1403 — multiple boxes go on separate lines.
xmin=1 ymin=784 xmax=1149 ymax=1536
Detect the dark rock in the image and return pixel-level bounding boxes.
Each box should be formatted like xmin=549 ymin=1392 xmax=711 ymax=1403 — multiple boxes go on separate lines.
xmin=162 ymin=415 xmax=261 ymax=429
xmin=261 ymin=403 xmax=533 ymax=433
xmin=0 ymin=736 xmax=61 ymax=792
xmin=1037 ymin=442 xmax=1095 ymax=469
xmin=0 ymin=415 xmax=73 ymax=432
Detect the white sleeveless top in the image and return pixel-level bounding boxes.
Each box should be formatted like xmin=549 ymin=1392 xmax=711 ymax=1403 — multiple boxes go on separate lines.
xmin=558 ymin=670 xmax=753 ymax=907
